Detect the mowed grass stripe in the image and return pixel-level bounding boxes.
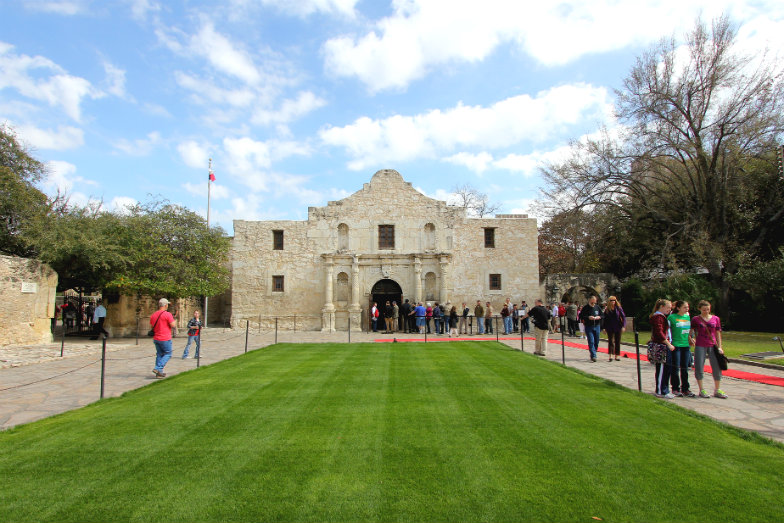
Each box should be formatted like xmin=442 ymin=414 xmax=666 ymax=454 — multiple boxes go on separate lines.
xmin=1 ymin=342 xmax=783 ymax=522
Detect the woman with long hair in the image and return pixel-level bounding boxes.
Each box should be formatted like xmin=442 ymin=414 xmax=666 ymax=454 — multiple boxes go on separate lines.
xmin=649 ymin=299 xmax=675 ymax=398
xmin=603 ymin=296 xmax=626 ymax=361
xmin=689 ymin=300 xmax=727 ymax=398
xmin=668 ymin=301 xmax=695 ymax=397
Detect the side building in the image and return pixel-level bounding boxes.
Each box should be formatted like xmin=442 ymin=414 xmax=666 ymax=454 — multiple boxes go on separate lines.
xmin=230 ymin=169 xmax=539 ymax=331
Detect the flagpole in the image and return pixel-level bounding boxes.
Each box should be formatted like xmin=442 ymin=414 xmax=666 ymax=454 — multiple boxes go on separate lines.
xmin=205 ymin=158 xmax=212 ymax=329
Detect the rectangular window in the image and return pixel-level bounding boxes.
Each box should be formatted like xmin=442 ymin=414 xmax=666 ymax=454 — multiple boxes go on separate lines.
xmin=489 ymin=274 xmax=502 ymax=290
xmin=484 ymin=227 xmax=495 ymax=248
xmin=273 ymin=230 xmax=284 ymax=250
xmin=272 ymin=275 xmax=284 ymax=292
xmin=378 ymin=224 xmax=395 ymax=249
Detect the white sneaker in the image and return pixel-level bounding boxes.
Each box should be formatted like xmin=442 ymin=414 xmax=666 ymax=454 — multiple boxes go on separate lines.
xmin=663 ymin=393 xmax=675 ymax=399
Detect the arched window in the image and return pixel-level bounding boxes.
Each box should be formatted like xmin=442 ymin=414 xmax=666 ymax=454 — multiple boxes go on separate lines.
xmin=425 ymin=272 xmax=437 ymax=301
xmin=338 ymin=223 xmax=349 ymax=250
xmin=424 ymin=223 xmax=436 ymax=250
xmin=336 ymin=272 xmax=349 ymax=302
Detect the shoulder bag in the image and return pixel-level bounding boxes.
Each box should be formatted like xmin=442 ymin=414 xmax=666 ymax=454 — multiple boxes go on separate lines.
xmin=148 ymin=312 xmax=162 ymax=337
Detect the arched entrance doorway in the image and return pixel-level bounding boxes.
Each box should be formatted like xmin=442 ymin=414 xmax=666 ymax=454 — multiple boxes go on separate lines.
xmin=370 ymin=279 xmax=403 ymax=329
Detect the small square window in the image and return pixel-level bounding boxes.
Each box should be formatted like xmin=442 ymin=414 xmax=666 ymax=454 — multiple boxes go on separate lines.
xmin=378 ymin=225 xmax=395 ymax=249
xmin=272 ymin=275 xmax=284 ymax=292
xmin=489 ymin=274 xmax=501 ymax=290
xmin=273 ymin=230 xmax=284 ymax=250
xmin=484 ymin=228 xmax=495 ymax=248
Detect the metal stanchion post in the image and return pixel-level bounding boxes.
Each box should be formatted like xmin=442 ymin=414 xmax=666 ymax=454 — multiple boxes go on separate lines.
xmin=259 ymin=314 xmax=261 ymax=334
xmin=275 ymin=317 xmax=278 ymax=344
xmin=520 ymin=324 xmax=524 ymax=352
xmin=561 ymin=317 xmax=566 ymax=365
xmin=136 ymin=318 xmax=139 ymax=346
xmin=245 ymin=320 xmax=249 ymax=353
xmin=424 ymin=316 xmax=427 ymax=343
xmin=197 ymin=333 xmax=201 ymax=368
xmin=60 ymin=324 xmax=65 ymax=357
xmin=634 ymin=316 xmax=642 ymax=391
xmin=100 ymin=337 xmax=107 ymax=399
xmin=348 ymin=315 xmax=351 ymax=343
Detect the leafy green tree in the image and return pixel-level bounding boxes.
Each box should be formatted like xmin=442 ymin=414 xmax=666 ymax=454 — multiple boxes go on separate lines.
xmin=0 ymin=125 xmax=49 ymax=257
xmin=105 ymin=201 xmax=231 ymax=299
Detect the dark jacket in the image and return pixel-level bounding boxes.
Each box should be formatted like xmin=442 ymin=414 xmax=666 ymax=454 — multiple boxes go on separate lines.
xmin=602 ymin=306 xmax=626 ymax=332
xmin=579 ymin=304 xmax=604 ymax=327
xmin=528 ymin=305 xmax=550 ymax=330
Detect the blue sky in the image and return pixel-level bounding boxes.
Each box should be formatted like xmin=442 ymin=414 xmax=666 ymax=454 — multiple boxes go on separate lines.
xmin=2 ymin=0 xmax=783 ymax=234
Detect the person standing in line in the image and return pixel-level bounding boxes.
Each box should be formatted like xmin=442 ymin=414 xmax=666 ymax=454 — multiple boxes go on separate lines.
xmin=414 ymin=301 xmax=426 ymax=334
xmin=400 ymin=299 xmax=411 ymax=333
xmin=649 ymin=299 xmax=675 ymax=398
xmin=384 ymin=300 xmax=394 ymax=333
xmin=432 ymin=302 xmax=442 ymax=334
xmin=89 ymin=299 xmax=108 ymax=340
xmin=392 ymin=301 xmax=399 ymax=333
xmin=503 ymin=297 xmax=513 ymax=334
xmin=566 ymin=301 xmax=578 ymax=337
xmin=425 ymin=303 xmax=433 ymax=334
xmin=512 ymin=304 xmax=520 ymax=333
xmin=151 ymin=298 xmax=176 ymax=378
xmin=459 ymin=302 xmax=469 ymax=334
xmin=520 ymin=301 xmax=530 ymax=333
xmin=500 ymin=303 xmax=510 ymax=334
xmin=668 ymin=301 xmax=695 ymax=397
xmin=689 ymin=300 xmax=727 ymax=399
xmin=522 ymin=299 xmax=551 ymax=355
xmin=181 ymin=310 xmax=203 ymax=359
xmin=448 ymin=305 xmax=459 ymax=337
xmin=579 ymin=295 xmax=604 ymax=362
xmin=370 ymin=302 xmax=379 ymax=332
xmin=603 ymin=296 xmax=626 ymax=361
xmin=550 ymin=302 xmax=559 ymax=333
xmin=474 ymin=300 xmax=485 ymax=335
xmin=485 ymin=301 xmax=494 ymax=334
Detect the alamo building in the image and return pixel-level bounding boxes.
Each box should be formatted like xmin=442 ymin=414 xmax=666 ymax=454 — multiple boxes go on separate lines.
xmin=230 ymin=169 xmax=539 ymax=331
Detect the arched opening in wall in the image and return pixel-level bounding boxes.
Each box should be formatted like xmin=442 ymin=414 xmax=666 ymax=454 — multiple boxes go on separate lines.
xmin=338 ymin=223 xmax=349 ymax=251
xmin=336 ymin=272 xmax=349 ymax=303
xmin=424 ymin=272 xmax=437 ymax=301
xmin=370 ymin=278 xmax=403 ymax=328
xmin=564 ymin=286 xmax=601 ymax=306
xmin=424 ymin=223 xmax=436 ymax=250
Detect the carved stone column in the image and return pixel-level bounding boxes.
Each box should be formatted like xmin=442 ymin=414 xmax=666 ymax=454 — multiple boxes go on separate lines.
xmin=439 ymin=254 xmax=450 ymax=304
xmin=321 ymin=255 xmax=335 ymax=332
xmin=348 ymin=254 xmax=362 ymax=331
xmin=413 ymin=256 xmax=422 ymax=303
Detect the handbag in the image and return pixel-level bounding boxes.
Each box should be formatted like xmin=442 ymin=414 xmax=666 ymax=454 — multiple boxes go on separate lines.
xmin=148 ymin=312 xmax=162 ymax=337
xmin=715 ymin=346 xmax=729 ymax=370
xmin=646 ymin=341 xmax=669 ymax=365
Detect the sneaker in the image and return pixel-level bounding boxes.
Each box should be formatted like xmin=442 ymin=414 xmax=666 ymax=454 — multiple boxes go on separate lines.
xmin=684 ymin=390 xmax=696 ymax=398
xmin=699 ymin=389 xmax=710 ymax=398
xmin=714 ymin=390 xmax=728 ymax=399
xmin=654 ymin=392 xmax=664 ymax=398
xmin=673 ymin=391 xmax=683 ymax=397
xmin=663 ymin=393 xmax=675 ymax=399
xmin=591 ymin=357 xmax=597 ymax=362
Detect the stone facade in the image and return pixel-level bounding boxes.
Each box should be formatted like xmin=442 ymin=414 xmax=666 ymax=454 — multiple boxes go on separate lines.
xmin=231 ymin=169 xmax=539 ymax=331
xmin=0 ymin=255 xmax=58 ymax=345
xmin=104 ymin=294 xmax=202 ymax=338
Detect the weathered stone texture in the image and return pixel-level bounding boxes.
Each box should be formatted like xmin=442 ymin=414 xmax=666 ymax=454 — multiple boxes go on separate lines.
xmin=0 ymin=255 xmax=58 ymax=345
xmin=231 ymin=170 xmax=539 ymax=330
xmin=105 ymin=295 xmax=202 ymax=338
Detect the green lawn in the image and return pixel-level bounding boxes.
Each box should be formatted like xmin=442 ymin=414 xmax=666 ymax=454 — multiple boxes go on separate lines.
xmin=2 ymin=342 xmax=783 ymax=522
xmin=620 ymin=330 xmax=784 ymax=364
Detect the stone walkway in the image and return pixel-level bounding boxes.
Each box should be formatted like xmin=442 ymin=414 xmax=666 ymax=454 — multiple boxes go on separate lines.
xmin=2 ymin=329 xmax=784 ymax=443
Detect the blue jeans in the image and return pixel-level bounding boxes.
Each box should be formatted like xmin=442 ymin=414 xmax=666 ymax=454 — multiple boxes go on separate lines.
xmin=585 ymin=324 xmax=601 ymax=359
xmin=154 ymin=339 xmax=173 ymax=372
xmin=503 ymin=316 xmax=513 ymax=334
xmin=670 ymin=346 xmax=691 ymax=393
xmin=182 ymin=335 xmax=200 ymax=358
xmin=477 ymin=317 xmax=485 ymax=334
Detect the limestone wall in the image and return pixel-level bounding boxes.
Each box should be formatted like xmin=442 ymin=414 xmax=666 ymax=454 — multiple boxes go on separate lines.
xmin=0 ymin=255 xmax=58 ymax=346
xmin=105 ymin=295 xmax=202 ymax=338
xmin=230 ymin=170 xmax=541 ymax=330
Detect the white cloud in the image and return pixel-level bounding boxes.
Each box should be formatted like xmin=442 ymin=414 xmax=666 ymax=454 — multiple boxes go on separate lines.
xmin=23 ymin=0 xmax=88 ymax=15
xmin=41 ymin=160 xmax=98 ymax=196
xmin=443 ymin=152 xmax=493 ymax=174
xmin=15 ymin=124 xmax=84 ymax=151
xmin=323 ymin=0 xmax=778 ymax=92
xmin=103 ymin=61 xmax=128 ymax=98
xmin=110 ymin=196 xmax=139 ymax=214
xmin=320 ymin=84 xmax=612 ymax=170
xmin=249 ymin=0 xmax=358 ymax=18
xmin=0 ymin=42 xmax=99 ymax=122
xmin=128 ymin=0 xmax=160 ymax=20
xmin=182 ymin=181 xmax=230 ymax=200
xmin=177 ymin=140 xmax=211 ymax=169
xmin=252 ymin=91 xmax=327 ymax=126
xmin=112 ymin=131 xmax=162 ymax=156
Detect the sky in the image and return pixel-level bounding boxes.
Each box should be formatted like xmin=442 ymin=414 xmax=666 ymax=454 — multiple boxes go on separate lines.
xmin=2 ymin=0 xmax=783 ymax=234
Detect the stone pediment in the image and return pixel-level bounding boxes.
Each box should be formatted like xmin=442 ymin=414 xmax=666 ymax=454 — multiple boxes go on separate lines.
xmin=308 ymin=169 xmax=462 ymax=221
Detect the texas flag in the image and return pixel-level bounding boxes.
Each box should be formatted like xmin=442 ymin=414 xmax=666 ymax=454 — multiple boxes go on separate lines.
xmin=209 ymin=170 xmax=215 ymax=182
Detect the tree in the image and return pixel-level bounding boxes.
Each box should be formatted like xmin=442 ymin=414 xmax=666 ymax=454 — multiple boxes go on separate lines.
xmin=450 ymin=184 xmax=502 ymax=217
xmin=541 ymin=16 xmax=784 ymax=320
xmin=537 ymin=208 xmax=603 ymax=277
xmin=0 ymin=125 xmax=49 ymax=257
xmin=105 ymin=201 xmax=231 ymax=299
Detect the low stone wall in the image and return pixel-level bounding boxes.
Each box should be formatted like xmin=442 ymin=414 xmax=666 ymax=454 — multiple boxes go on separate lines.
xmin=105 ymin=295 xmax=203 ymax=338
xmin=0 ymin=255 xmax=58 ymax=346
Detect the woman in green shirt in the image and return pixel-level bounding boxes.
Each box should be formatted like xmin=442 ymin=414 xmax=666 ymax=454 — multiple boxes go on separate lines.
xmin=668 ymin=301 xmax=695 ymax=397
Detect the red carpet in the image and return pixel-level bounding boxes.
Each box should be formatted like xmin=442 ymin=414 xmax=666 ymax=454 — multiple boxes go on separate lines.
xmin=374 ymin=335 xmax=784 ymax=387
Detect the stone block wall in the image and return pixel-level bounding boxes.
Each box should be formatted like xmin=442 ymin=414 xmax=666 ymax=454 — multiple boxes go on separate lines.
xmin=0 ymin=255 xmax=58 ymax=346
